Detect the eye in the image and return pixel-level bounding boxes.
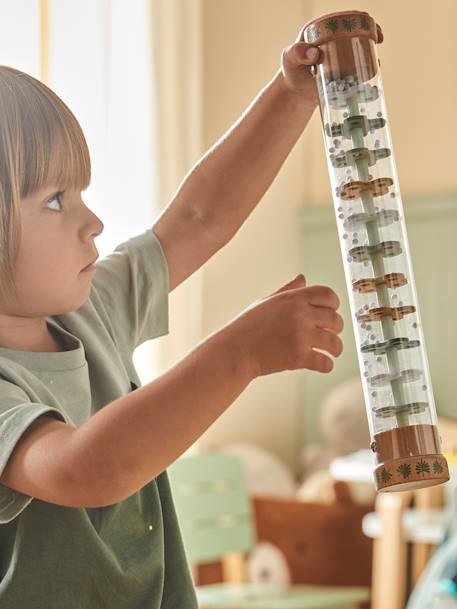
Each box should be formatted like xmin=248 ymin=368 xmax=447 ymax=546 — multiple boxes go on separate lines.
xmin=45 ymin=191 xmax=64 ymax=211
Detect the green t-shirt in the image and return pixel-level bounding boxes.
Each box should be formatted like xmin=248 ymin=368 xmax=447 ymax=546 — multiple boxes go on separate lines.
xmin=0 ymin=229 xmax=198 ymax=608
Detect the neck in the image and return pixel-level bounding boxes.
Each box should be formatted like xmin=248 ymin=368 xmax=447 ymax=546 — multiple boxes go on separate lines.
xmin=0 ymin=318 xmax=66 ymax=352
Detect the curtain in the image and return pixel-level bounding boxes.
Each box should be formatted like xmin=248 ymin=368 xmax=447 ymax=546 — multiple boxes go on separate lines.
xmin=150 ymin=0 xmax=204 ymax=374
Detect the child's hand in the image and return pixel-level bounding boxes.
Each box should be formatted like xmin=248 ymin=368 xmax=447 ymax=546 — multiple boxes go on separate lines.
xmin=280 ymin=26 xmax=323 ymax=107
xmin=228 ymin=274 xmax=344 ymax=378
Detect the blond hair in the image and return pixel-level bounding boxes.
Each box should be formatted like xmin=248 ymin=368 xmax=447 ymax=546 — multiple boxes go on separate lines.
xmin=0 ymin=65 xmax=91 ymax=306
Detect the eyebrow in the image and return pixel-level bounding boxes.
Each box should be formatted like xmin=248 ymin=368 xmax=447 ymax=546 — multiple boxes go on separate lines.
xmin=25 ymin=187 xmax=64 ymax=207
xmin=42 ymin=187 xmax=64 ymax=199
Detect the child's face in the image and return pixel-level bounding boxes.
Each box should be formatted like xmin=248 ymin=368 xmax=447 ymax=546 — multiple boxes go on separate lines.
xmin=10 ymin=185 xmax=104 ymax=317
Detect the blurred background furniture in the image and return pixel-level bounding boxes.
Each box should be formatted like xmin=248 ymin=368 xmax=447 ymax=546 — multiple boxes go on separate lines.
xmin=169 ymin=453 xmax=371 ymax=609
xmin=252 ymin=491 xmax=372 ymax=589
xmin=332 ymin=417 xmax=457 ymax=609
xmin=365 ymin=487 xmax=446 ymax=609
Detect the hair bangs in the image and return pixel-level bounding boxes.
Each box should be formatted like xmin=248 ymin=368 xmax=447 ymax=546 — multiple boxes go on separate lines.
xmin=17 ymin=80 xmax=91 ymax=198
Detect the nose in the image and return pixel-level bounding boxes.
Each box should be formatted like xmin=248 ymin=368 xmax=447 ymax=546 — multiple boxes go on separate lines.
xmin=81 ymin=205 xmax=104 ymax=241
xmin=91 ymin=211 xmax=104 ymax=237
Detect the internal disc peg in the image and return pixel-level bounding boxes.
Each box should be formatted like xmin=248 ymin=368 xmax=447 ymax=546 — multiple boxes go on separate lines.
xmin=373 ymin=402 xmax=428 ymax=419
xmin=344 ymin=209 xmax=399 ymax=231
xmin=332 ymin=147 xmax=391 ymax=169
xmin=357 ymin=305 xmax=416 ymax=323
xmin=361 ymin=336 xmax=420 ymax=355
xmin=340 ymin=177 xmax=393 ymax=200
xmin=324 ymin=83 xmax=380 ymax=109
xmin=325 ymin=116 xmax=386 ymax=139
xmin=353 ymin=272 xmax=407 ymax=293
xmin=370 ymin=368 xmax=422 ymax=387
xmin=349 ymin=240 xmax=402 ymax=262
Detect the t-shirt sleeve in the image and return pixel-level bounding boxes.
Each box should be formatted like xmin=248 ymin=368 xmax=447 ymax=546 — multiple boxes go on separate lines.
xmin=0 ymin=381 xmax=67 ymax=524
xmin=90 ymin=229 xmax=170 ymax=354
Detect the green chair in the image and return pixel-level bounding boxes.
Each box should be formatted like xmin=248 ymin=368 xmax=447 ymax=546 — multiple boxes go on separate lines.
xmin=168 ymin=453 xmax=370 ymax=609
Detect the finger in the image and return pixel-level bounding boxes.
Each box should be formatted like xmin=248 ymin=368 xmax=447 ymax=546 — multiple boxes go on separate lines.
xmin=311 ymin=306 xmax=344 ymax=334
xmin=311 ymin=328 xmax=343 ymax=358
xmin=292 ymin=42 xmax=322 ymax=66
xmin=306 ymin=349 xmax=334 ymax=373
xmin=304 ymin=285 xmax=341 ymax=310
xmin=282 ymin=42 xmax=321 ymax=72
xmin=273 ymin=274 xmax=306 ymax=296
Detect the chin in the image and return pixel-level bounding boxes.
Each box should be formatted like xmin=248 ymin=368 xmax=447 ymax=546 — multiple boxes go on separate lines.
xmin=57 ymin=287 xmax=93 ymax=315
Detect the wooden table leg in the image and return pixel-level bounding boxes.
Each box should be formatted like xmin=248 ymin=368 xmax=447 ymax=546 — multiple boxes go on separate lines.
xmin=411 ymin=485 xmax=444 ymax=587
xmin=371 ymin=491 xmax=412 ymax=609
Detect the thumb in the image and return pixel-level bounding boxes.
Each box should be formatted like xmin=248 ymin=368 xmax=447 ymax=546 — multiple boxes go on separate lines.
xmin=274 ymin=273 xmax=306 ymax=295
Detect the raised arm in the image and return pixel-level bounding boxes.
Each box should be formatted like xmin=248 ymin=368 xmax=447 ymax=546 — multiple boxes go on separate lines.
xmin=152 ymin=33 xmax=321 ymax=291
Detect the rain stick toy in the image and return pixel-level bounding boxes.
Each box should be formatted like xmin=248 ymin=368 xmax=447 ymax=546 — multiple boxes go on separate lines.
xmin=304 ymin=10 xmax=449 ymax=491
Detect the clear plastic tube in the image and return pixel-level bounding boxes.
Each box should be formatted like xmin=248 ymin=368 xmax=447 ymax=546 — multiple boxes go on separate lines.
xmin=305 ymin=11 xmax=449 ymax=491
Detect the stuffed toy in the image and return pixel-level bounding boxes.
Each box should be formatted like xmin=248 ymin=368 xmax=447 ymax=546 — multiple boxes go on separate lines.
xmin=220 ymin=442 xmax=298 ymax=498
xmin=301 ymin=377 xmax=371 ymax=479
xmin=298 ymin=376 xmax=375 ymax=506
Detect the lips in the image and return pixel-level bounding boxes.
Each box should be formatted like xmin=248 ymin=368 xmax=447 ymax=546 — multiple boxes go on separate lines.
xmin=81 ymin=256 xmax=98 ymax=271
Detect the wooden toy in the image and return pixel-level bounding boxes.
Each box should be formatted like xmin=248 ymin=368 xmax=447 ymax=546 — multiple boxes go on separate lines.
xmin=304 ymin=10 xmax=449 ymax=491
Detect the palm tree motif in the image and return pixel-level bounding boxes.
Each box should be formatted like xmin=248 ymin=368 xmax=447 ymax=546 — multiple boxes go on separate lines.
xmin=343 ymin=18 xmax=356 ymax=32
xmin=416 ymin=460 xmax=431 ymax=476
xmin=380 ymin=468 xmax=392 ymax=483
xmin=397 ymin=463 xmax=412 ymax=479
xmin=433 ymin=460 xmax=444 ymax=475
xmin=325 ymin=19 xmax=338 ymax=34
xmin=360 ymin=16 xmax=370 ymax=31
xmin=309 ymin=25 xmax=320 ymax=42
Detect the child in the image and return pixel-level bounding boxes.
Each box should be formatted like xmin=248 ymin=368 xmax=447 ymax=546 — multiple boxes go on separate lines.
xmin=0 ymin=26 xmax=343 ymax=608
